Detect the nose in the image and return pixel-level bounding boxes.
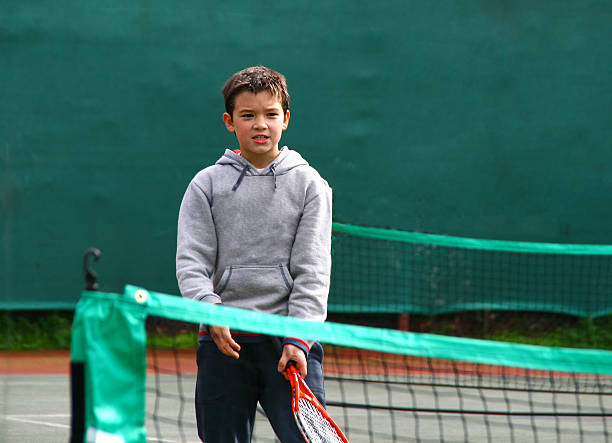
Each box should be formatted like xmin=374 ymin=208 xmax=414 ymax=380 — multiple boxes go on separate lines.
xmin=253 ymin=115 xmax=267 ymax=129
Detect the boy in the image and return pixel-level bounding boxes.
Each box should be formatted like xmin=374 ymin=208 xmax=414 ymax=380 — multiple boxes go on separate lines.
xmin=176 ymin=66 xmax=332 ymax=442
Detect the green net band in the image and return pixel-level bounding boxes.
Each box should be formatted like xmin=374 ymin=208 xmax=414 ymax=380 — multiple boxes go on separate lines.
xmin=124 ymin=285 xmax=612 ymax=375
xmin=332 ymin=223 xmax=612 ymax=254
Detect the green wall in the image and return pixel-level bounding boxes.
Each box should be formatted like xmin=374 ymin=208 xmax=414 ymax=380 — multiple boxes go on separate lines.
xmin=2 ymin=1 xmax=611 ymax=307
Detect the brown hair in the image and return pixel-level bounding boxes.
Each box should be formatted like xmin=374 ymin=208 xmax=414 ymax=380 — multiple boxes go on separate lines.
xmin=222 ymin=66 xmax=290 ymax=117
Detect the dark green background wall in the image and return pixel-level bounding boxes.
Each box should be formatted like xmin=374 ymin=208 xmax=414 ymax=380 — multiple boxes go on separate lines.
xmin=2 ymin=1 xmax=611 ymax=307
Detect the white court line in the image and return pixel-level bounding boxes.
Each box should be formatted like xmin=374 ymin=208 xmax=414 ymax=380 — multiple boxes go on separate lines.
xmin=4 ymin=414 xmax=200 ymax=443
xmin=0 ymin=381 xmax=68 ymax=386
xmin=4 ymin=414 xmax=70 ymax=429
xmin=7 ymin=414 xmax=68 ymax=417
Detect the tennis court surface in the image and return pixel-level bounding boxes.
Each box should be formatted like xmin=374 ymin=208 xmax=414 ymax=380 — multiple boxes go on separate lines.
xmin=3 ymin=374 xmax=610 ymax=442
xmin=5 ymin=351 xmax=608 ymax=442
xmin=1 ymin=352 xmax=71 ymax=443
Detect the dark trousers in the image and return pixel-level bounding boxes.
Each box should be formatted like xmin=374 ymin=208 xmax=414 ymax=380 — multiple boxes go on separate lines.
xmin=195 ymin=339 xmax=325 ymax=443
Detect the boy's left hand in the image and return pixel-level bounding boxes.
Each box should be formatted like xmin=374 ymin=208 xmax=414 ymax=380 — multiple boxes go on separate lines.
xmin=278 ymin=343 xmax=307 ymax=379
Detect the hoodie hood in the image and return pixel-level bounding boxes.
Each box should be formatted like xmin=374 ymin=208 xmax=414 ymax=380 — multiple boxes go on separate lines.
xmin=216 ymin=146 xmax=308 ymax=175
xmin=216 ymin=147 xmax=309 ymax=191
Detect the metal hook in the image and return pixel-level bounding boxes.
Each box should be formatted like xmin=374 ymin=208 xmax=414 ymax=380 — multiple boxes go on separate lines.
xmin=83 ymin=248 xmax=102 ymax=290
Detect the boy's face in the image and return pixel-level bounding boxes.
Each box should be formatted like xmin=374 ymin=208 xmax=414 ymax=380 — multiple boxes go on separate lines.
xmin=223 ymin=90 xmax=290 ymax=168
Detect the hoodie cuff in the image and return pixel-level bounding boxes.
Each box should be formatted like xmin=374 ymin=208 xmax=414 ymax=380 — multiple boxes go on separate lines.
xmin=194 ymin=292 xmax=222 ymax=304
xmin=283 ymin=337 xmax=311 ymax=356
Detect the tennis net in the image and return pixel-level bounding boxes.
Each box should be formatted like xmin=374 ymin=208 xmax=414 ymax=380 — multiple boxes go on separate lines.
xmin=70 ymin=285 xmax=612 ymax=443
xmin=329 ymin=223 xmax=612 ymax=318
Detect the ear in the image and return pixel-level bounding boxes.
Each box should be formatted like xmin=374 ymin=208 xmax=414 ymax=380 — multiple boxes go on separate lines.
xmin=223 ymin=112 xmax=235 ymax=133
xmin=282 ymin=110 xmax=290 ymax=131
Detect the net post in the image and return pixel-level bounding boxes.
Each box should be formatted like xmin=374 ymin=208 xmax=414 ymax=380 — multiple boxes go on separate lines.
xmin=83 ymin=248 xmax=101 ymax=291
xmin=69 ymin=333 xmax=86 ymax=443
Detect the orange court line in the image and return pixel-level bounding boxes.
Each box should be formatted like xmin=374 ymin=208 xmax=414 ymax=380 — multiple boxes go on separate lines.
xmin=0 ymin=350 xmax=200 ymax=375
xmin=0 ymin=350 xmax=71 ymax=375
xmin=3 ymin=348 xmax=592 ymax=380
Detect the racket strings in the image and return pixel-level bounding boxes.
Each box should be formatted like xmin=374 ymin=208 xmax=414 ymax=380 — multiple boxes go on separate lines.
xmin=298 ymin=397 xmax=345 ymax=443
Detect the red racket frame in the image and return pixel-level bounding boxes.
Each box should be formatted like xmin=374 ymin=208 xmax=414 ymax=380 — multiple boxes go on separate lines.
xmin=286 ymin=364 xmax=349 ymax=443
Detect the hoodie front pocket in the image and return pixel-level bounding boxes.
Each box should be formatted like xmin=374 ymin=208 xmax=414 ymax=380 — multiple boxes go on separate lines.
xmin=215 ymin=264 xmax=294 ymax=311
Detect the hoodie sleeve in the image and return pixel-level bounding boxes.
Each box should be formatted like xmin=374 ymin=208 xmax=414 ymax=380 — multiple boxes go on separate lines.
xmin=176 ymin=175 xmax=221 ymax=304
xmin=283 ymin=178 xmax=333 ymax=354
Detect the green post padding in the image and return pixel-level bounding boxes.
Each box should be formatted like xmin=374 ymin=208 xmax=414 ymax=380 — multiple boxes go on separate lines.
xmin=70 ymin=290 xmax=147 ymax=443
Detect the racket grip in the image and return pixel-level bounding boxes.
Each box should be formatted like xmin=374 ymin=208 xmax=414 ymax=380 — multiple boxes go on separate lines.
xmin=285 ymin=360 xmax=299 ymax=376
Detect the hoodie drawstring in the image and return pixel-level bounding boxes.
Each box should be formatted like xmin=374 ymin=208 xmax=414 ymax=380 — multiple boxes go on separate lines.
xmin=232 ymin=163 xmax=278 ymax=191
xmin=270 ymin=164 xmax=277 ymax=189
xmin=232 ymin=164 xmax=249 ymax=191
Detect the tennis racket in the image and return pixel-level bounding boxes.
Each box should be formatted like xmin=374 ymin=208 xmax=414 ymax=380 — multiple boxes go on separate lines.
xmin=285 ymin=361 xmax=349 ymax=443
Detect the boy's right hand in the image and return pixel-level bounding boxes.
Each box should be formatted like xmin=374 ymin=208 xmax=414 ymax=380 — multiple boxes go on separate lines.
xmin=208 ymin=325 xmax=241 ymax=359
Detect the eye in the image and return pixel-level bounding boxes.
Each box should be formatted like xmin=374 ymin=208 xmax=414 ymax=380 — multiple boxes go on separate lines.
xmin=241 ymin=113 xmax=254 ymax=118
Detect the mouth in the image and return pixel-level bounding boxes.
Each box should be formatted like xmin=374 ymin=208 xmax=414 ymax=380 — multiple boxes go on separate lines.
xmin=252 ymin=135 xmax=270 ymax=144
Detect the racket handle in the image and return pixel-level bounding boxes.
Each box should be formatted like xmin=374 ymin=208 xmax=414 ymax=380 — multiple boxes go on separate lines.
xmin=285 ymin=360 xmax=301 ymax=376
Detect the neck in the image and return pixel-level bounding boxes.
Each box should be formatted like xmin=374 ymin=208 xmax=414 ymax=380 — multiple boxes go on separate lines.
xmin=240 ymin=150 xmax=281 ymax=169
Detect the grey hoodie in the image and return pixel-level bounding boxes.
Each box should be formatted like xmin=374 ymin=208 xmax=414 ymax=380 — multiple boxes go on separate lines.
xmin=176 ymin=147 xmax=332 ymax=352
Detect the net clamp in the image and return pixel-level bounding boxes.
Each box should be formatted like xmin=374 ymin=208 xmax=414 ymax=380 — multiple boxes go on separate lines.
xmin=134 ymin=289 xmax=149 ymax=304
